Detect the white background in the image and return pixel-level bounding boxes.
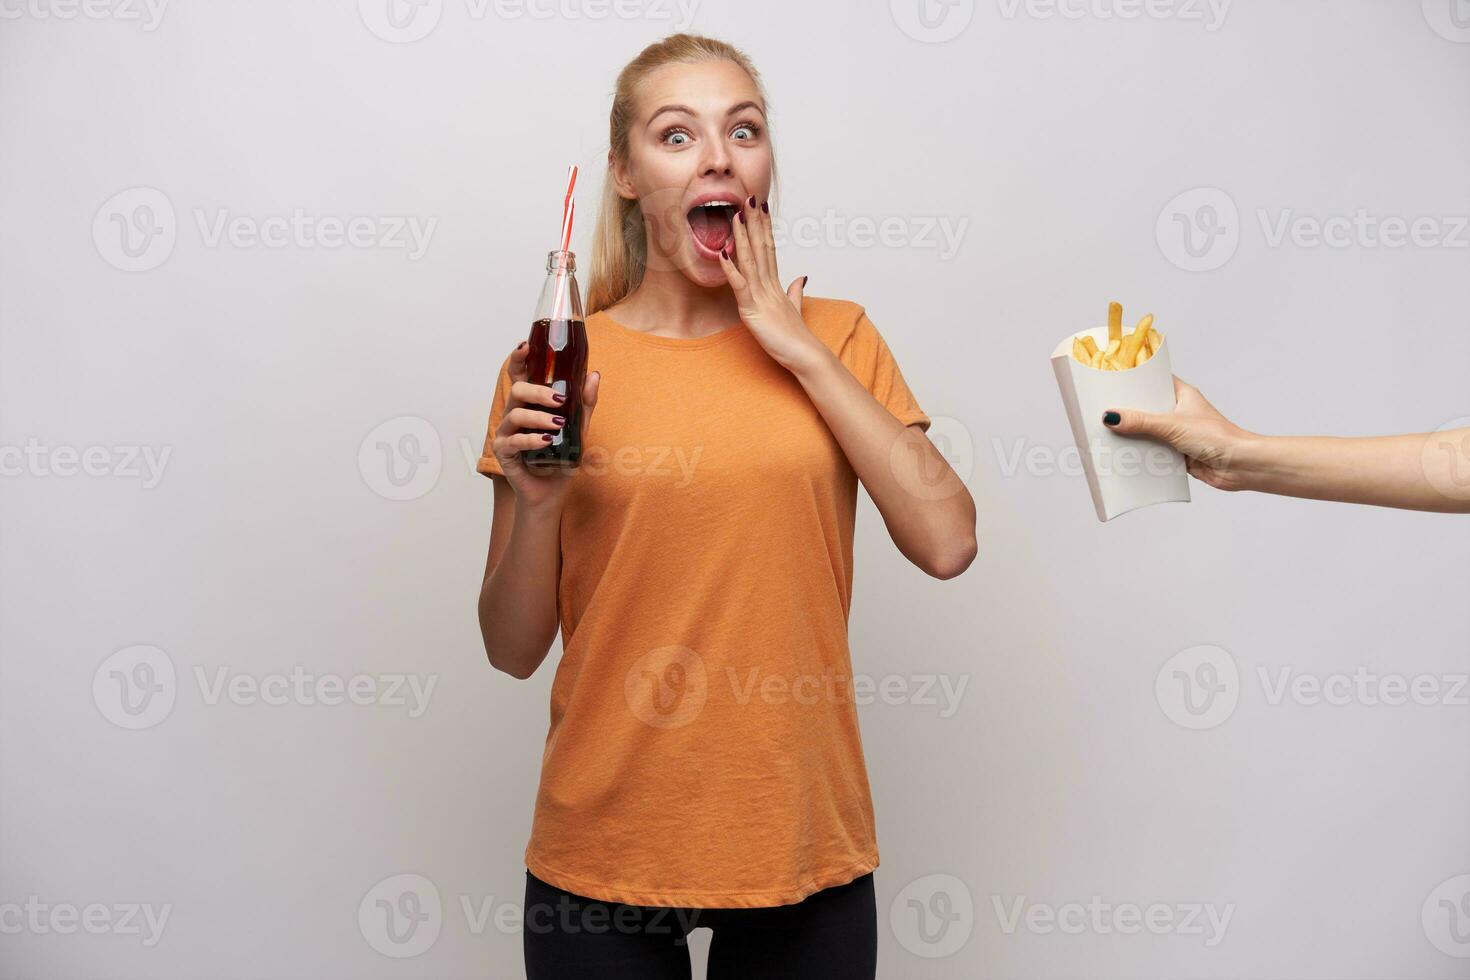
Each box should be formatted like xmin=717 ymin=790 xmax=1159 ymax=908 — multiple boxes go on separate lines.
xmin=2 ymin=0 xmax=1468 ymax=976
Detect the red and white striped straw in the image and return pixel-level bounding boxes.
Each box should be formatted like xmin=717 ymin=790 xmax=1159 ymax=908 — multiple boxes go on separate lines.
xmin=559 ymin=165 xmax=578 ymax=253
xmin=552 ymin=165 xmax=578 ymax=321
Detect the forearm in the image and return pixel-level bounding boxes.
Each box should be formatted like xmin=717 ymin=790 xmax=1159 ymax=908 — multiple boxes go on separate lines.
xmin=1234 ymin=431 xmax=1470 ymax=513
xmin=479 ymin=499 xmax=564 ymax=677
xmin=789 ymin=345 xmax=977 ymax=578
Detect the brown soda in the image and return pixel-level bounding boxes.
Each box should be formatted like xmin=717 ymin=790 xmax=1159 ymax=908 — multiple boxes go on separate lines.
xmin=521 ymin=249 xmax=588 ymax=469
xmin=522 ymin=316 xmax=588 ymax=469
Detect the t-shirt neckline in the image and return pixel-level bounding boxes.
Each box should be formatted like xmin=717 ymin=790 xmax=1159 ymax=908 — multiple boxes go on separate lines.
xmin=593 ymin=309 xmax=748 ymax=351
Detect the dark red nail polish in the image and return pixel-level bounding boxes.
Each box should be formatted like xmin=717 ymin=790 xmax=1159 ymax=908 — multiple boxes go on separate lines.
xmin=738 ymin=210 xmax=745 ymax=224
xmin=552 ymin=392 xmax=566 ymax=403
xmin=760 ymin=200 xmax=768 ymax=214
xmin=541 ymin=433 xmax=553 ymax=442
xmin=517 ymin=341 xmax=527 ymax=349
xmin=749 ymin=195 xmax=757 ymax=207
xmin=552 ymin=416 xmax=565 ymax=426
xmin=802 ymin=275 xmax=809 ymax=288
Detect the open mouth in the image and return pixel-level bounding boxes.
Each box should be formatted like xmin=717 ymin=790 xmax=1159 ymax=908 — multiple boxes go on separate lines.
xmin=687 ymin=200 xmax=738 ymax=258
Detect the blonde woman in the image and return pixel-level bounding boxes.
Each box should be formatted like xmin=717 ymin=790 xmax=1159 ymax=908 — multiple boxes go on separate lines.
xmin=474 ymin=33 xmax=977 ymax=979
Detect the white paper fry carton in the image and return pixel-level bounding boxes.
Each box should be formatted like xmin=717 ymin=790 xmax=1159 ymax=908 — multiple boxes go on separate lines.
xmin=1050 ymin=327 xmax=1190 ymax=522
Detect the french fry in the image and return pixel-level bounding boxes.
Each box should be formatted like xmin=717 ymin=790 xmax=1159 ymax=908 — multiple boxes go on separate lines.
xmin=1069 ymin=305 xmax=1166 ymax=371
xmin=1119 ymin=313 xmax=1153 ymax=366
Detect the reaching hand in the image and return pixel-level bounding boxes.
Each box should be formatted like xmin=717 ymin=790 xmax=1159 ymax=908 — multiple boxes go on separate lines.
xmin=1104 ymin=377 xmax=1252 ymax=491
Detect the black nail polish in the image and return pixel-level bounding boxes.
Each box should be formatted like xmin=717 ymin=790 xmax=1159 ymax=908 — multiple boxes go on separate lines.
xmin=517 ymin=341 xmax=527 ymax=349
xmin=1103 ymin=411 xmax=1121 ymax=426
xmin=760 ymin=200 xmax=768 ymax=214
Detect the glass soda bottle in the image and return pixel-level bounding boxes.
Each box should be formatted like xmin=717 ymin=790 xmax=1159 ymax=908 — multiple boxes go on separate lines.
xmin=521 ymin=249 xmax=588 ymax=469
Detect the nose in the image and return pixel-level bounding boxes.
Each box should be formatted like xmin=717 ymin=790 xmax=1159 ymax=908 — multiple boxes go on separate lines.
xmin=698 ymin=136 xmax=733 ymax=178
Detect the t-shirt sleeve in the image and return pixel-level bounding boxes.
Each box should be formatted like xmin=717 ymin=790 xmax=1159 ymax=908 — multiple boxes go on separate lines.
xmin=475 ymin=352 xmax=515 ymax=479
xmin=839 ymin=307 xmax=931 ymax=433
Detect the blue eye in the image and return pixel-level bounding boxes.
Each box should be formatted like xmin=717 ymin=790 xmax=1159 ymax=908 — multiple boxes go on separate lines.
xmin=660 ymin=121 xmax=763 ymax=146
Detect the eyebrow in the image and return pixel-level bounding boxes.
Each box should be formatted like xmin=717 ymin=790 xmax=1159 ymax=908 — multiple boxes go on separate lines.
xmin=646 ymin=100 xmax=763 ymax=127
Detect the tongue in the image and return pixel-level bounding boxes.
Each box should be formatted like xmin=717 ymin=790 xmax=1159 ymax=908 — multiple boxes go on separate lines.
xmin=689 ymin=207 xmax=732 ymax=252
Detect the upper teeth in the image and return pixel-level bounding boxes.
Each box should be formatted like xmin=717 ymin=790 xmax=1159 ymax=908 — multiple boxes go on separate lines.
xmin=700 ymin=201 xmax=736 ymax=208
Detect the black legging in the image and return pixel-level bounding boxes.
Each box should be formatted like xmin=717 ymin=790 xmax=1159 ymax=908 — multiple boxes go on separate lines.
xmin=522 ymin=868 xmax=877 ymax=979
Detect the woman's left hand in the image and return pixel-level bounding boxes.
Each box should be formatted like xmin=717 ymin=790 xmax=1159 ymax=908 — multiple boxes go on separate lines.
xmin=718 ymin=195 xmax=823 ymax=373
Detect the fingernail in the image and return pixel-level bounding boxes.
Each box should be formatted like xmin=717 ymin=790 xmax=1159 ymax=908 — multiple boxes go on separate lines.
xmin=1102 ymin=411 xmax=1121 ymax=426
xmin=552 ymin=416 xmax=565 ymax=426
xmin=760 ymin=200 xmax=769 ymax=214
xmin=802 ymin=275 xmax=809 ymax=288
xmin=748 ymin=195 xmax=756 ymax=208
xmin=517 ymin=341 xmax=527 ymax=350
xmin=738 ymin=210 xmax=745 ymax=224
xmin=541 ymin=433 xmax=553 ymax=442
xmin=552 ymin=392 xmax=566 ymax=404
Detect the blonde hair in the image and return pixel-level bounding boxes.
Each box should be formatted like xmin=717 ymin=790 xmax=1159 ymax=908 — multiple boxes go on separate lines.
xmin=586 ymin=33 xmax=779 ymax=315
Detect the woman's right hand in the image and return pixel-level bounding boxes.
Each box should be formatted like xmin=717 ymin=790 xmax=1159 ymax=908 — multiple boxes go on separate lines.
xmin=491 ymin=342 xmax=601 ymax=510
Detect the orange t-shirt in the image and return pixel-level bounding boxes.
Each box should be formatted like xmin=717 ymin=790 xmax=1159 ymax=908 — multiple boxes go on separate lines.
xmin=476 ymin=296 xmax=930 ymax=908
